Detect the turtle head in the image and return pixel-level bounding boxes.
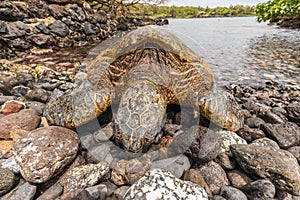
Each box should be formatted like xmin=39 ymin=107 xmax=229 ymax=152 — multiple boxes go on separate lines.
xmin=197 ymin=87 xmax=244 ymax=132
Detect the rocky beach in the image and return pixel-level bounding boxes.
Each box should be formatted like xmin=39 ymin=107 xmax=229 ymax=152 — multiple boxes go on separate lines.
xmin=0 ymin=0 xmax=300 ymax=200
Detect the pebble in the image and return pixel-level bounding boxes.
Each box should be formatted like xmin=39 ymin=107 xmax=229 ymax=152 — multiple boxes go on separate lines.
xmin=36 ymin=183 xmax=63 ymax=200
xmin=227 ymin=170 xmax=252 ymax=189
xmin=286 ymin=103 xmax=300 ymax=126
xmin=243 ymin=179 xmax=276 ymax=200
xmin=0 ymin=168 xmax=15 ymax=196
xmin=113 ymin=186 xmax=130 ymax=200
xmin=85 ymin=182 xmax=117 ymax=200
xmin=0 ymin=156 xmax=21 ymax=174
xmin=1 ymin=181 xmax=37 ymax=200
xmin=25 ymin=101 xmax=45 ymax=115
xmin=231 ymin=144 xmax=300 ymax=195
xmin=0 ymin=100 xmax=25 ymax=115
xmin=219 ymin=185 xmax=247 ymax=200
xmin=93 ymin=122 xmax=114 ymax=142
xmin=123 ymin=169 xmax=208 ymax=200
xmin=59 ymin=162 xmax=110 ymax=192
xmin=58 ymin=189 xmax=93 ymax=200
xmin=183 ymin=169 xmax=212 ymax=196
xmin=288 ymin=146 xmax=300 ymax=163
xmin=0 ymin=96 xmax=16 ymax=105
xmin=25 ymin=88 xmax=50 ymax=103
xmin=218 ymin=130 xmax=247 ymax=154
xmin=245 ymin=117 xmax=265 ymax=128
xmin=260 ymin=122 xmax=300 ymax=149
xmin=13 ymin=126 xmax=79 ymax=183
xmin=250 ymin=137 xmax=280 ymax=149
xmin=236 ymin=125 xmax=265 ymax=142
xmin=198 ymin=161 xmax=230 ymax=195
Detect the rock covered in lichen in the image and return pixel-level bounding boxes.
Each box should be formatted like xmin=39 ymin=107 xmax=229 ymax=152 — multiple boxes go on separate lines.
xmin=123 ymin=168 xmax=208 ymax=200
xmin=13 ymin=126 xmax=79 ymax=183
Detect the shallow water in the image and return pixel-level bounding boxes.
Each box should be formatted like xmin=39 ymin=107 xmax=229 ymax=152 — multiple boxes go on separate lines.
xmin=162 ymin=17 xmax=300 ymax=86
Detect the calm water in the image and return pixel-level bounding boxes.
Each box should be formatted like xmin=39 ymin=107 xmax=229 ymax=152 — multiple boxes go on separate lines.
xmin=162 ymin=17 xmax=300 ymax=85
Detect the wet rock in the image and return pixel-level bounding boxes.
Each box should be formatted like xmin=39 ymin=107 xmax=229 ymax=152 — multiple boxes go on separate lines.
xmin=286 ymin=103 xmax=300 ymax=126
xmin=59 ymin=189 xmax=93 ymax=200
xmin=113 ymin=186 xmax=130 ymax=200
xmin=185 ymin=126 xmax=222 ymax=162
xmin=123 ymin=169 xmax=208 ymax=199
xmin=85 ymin=182 xmax=117 ymax=200
xmin=183 ymin=169 xmax=212 ymax=196
xmin=60 ymin=162 xmax=109 ymax=192
xmin=93 ymin=122 xmax=114 ymax=142
xmin=48 ymin=20 xmax=69 ymax=37
xmin=36 ymin=183 xmax=63 ymax=200
xmin=0 ymin=156 xmax=21 ymax=174
xmin=251 ymin=137 xmax=280 ymax=149
xmin=245 ymin=117 xmax=265 ymax=128
xmin=231 ymin=144 xmax=300 ymax=195
xmin=198 ymin=161 xmax=230 ymax=195
xmin=150 ymin=154 xmax=190 ymax=178
xmin=111 ymin=154 xmax=152 ymax=186
xmin=243 ymin=179 xmax=276 ymax=200
xmin=237 ymin=125 xmax=265 ymax=142
xmin=219 ymin=130 xmax=247 ymax=154
xmin=1 ymin=181 xmax=37 ymax=200
xmin=220 ymin=186 xmax=247 ymax=200
xmin=261 ymin=122 xmax=300 ymax=149
xmin=13 ymin=126 xmax=79 ymax=183
xmin=26 ymin=88 xmax=50 ymax=103
xmin=0 ymin=109 xmax=40 ymax=139
xmin=227 ymin=170 xmax=252 ymax=189
xmin=288 ymin=146 xmax=300 ymax=163
xmin=1 ymin=100 xmax=25 ymax=115
xmin=0 ymin=167 xmax=15 ymax=195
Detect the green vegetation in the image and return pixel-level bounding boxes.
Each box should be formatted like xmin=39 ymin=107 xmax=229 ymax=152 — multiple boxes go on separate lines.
xmin=256 ymin=0 xmax=300 ymax=22
xmin=128 ymin=4 xmax=256 ymax=18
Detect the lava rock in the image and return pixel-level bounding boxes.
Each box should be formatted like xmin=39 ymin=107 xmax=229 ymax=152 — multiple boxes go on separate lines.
xmin=59 ymin=189 xmax=93 ymax=200
xmin=123 ymin=169 xmax=208 ymax=199
xmin=227 ymin=170 xmax=252 ymax=189
xmin=260 ymin=122 xmax=300 ymax=149
xmin=48 ymin=20 xmax=69 ymax=37
xmin=231 ymin=144 xmax=300 ymax=195
xmin=59 ymin=162 xmax=110 ymax=192
xmin=250 ymin=137 xmax=280 ymax=149
xmin=0 ymin=167 xmax=15 ymax=195
xmin=183 ymin=169 xmax=212 ymax=196
xmin=0 ymin=100 xmax=25 ymax=115
xmin=36 ymin=183 xmax=63 ymax=200
xmin=1 ymin=181 xmax=37 ymax=200
xmin=13 ymin=126 xmax=79 ymax=183
xmin=85 ymin=182 xmax=117 ymax=200
xmin=243 ymin=179 xmax=276 ymax=200
xmin=286 ymin=103 xmax=300 ymax=126
xmin=245 ymin=117 xmax=265 ymax=128
xmin=219 ymin=186 xmax=247 ymax=200
xmin=198 ymin=161 xmax=230 ymax=195
xmin=28 ymin=34 xmax=54 ymax=46
xmin=236 ymin=125 xmax=265 ymax=142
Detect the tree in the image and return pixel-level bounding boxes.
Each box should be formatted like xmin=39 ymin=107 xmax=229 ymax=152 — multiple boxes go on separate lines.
xmin=256 ymin=0 xmax=300 ymax=22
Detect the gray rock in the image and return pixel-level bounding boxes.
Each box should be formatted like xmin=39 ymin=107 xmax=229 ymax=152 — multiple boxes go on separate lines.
xmin=80 ymin=133 xmax=97 ymax=150
xmin=215 ymin=153 xmax=236 ymax=170
xmin=198 ymin=161 xmax=230 ymax=195
xmin=11 ymin=86 xmax=30 ymax=97
xmin=243 ymin=179 xmax=276 ymax=200
xmin=220 ymin=186 xmax=247 ymax=200
xmin=0 ymin=156 xmax=20 ymax=174
xmin=123 ymin=169 xmax=208 ymax=199
xmin=35 ymin=21 xmax=50 ymax=34
xmin=48 ymin=20 xmax=69 ymax=37
xmin=183 ymin=169 xmax=212 ymax=196
xmin=0 ymin=168 xmax=15 ymax=195
xmin=286 ymin=103 xmax=300 ymax=126
xmin=288 ymin=146 xmax=300 ymax=164
xmin=26 ymin=88 xmax=50 ymax=103
xmin=260 ymin=122 xmax=300 ymax=149
xmin=113 ymin=186 xmax=129 ymax=200
xmin=211 ymin=195 xmax=227 ymax=200
xmin=83 ymin=22 xmax=100 ymax=35
xmin=231 ymin=144 xmax=300 ymax=195
xmin=276 ymin=190 xmax=300 ymax=200
xmin=236 ymin=125 xmax=265 ymax=142
xmin=36 ymin=183 xmax=63 ymax=200
xmin=59 ymin=162 xmax=110 ymax=192
xmin=150 ymin=154 xmax=190 ymax=178
xmin=245 ymin=117 xmax=265 ymax=128
xmin=93 ymin=122 xmax=114 ymax=142
xmin=28 ymin=34 xmax=54 ymax=46
xmin=85 ymin=182 xmax=117 ymax=200
xmin=0 ymin=96 xmax=16 ymax=105
xmin=227 ymin=170 xmax=252 ymax=189
xmin=25 ymin=101 xmax=45 ymax=115
xmin=251 ymin=137 xmax=280 ymax=149
xmin=13 ymin=126 xmax=79 ymax=183
xmin=58 ymin=189 xmax=93 ymax=200
xmin=1 ymin=181 xmax=36 ymax=200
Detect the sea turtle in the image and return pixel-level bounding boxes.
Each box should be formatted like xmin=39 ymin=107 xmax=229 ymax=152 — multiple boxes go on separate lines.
xmin=44 ymin=26 xmax=244 ymax=153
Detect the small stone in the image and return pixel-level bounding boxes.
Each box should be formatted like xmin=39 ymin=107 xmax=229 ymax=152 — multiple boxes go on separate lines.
xmin=245 ymin=117 xmax=265 ymax=128
xmin=85 ymin=182 xmax=117 ymax=200
xmin=0 ymin=168 xmax=15 ymax=195
xmin=36 ymin=183 xmax=63 ymax=200
xmin=93 ymin=122 xmax=114 ymax=142
xmin=198 ymin=161 xmax=230 ymax=195
xmin=25 ymin=101 xmax=45 ymax=115
xmin=59 ymin=189 xmax=93 ymax=200
xmin=26 ymin=88 xmax=50 ymax=103
xmin=1 ymin=181 xmax=37 ymax=200
xmin=59 ymin=162 xmax=110 ymax=192
xmin=260 ymin=122 xmax=300 ymax=149
xmin=11 ymin=86 xmax=30 ymax=97
xmin=1 ymin=100 xmax=25 ymax=115
xmin=286 ymin=103 xmax=300 ymax=126
xmin=231 ymin=144 xmax=300 ymax=195
xmin=150 ymin=154 xmax=190 ymax=178
xmin=0 ymin=109 xmax=40 ymax=139
xmin=123 ymin=169 xmax=208 ymax=199
xmin=288 ymin=146 xmax=300 ymax=163
xmin=243 ymin=179 xmax=276 ymax=200
xmin=219 ymin=130 xmax=247 ymax=154
xmin=276 ymin=190 xmax=300 ymax=200
xmin=220 ymin=186 xmax=247 ymax=200
xmin=48 ymin=20 xmax=69 ymax=37
xmin=80 ymin=133 xmax=96 ymax=150
xmin=87 ymin=141 xmax=119 ymax=165
xmin=0 ymin=156 xmax=20 ymax=174
xmin=28 ymin=34 xmax=54 ymax=46
xmin=236 ymin=125 xmax=265 ymax=142
xmin=13 ymin=126 xmax=79 ymax=183
xmin=0 ymin=96 xmax=16 ymax=105
xmin=112 ymin=154 xmax=152 ymax=186
xmin=227 ymin=170 xmax=252 ymax=189
xmin=211 ymin=195 xmax=227 ymax=200
xmin=113 ymin=186 xmax=130 ymax=200
xmin=215 ymin=153 xmax=236 ymax=170
xmin=251 ymin=137 xmax=280 ymax=149
xmin=183 ymin=169 xmax=212 ymax=196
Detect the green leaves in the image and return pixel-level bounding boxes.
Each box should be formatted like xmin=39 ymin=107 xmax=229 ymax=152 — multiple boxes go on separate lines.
xmin=256 ymin=0 xmax=300 ymax=22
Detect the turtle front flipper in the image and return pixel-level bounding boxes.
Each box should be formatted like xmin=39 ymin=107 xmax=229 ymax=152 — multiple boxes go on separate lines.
xmin=114 ymin=81 xmax=167 ymax=153
xmin=197 ymin=86 xmax=244 ymax=132
xmin=43 ymin=81 xmax=112 ymax=129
